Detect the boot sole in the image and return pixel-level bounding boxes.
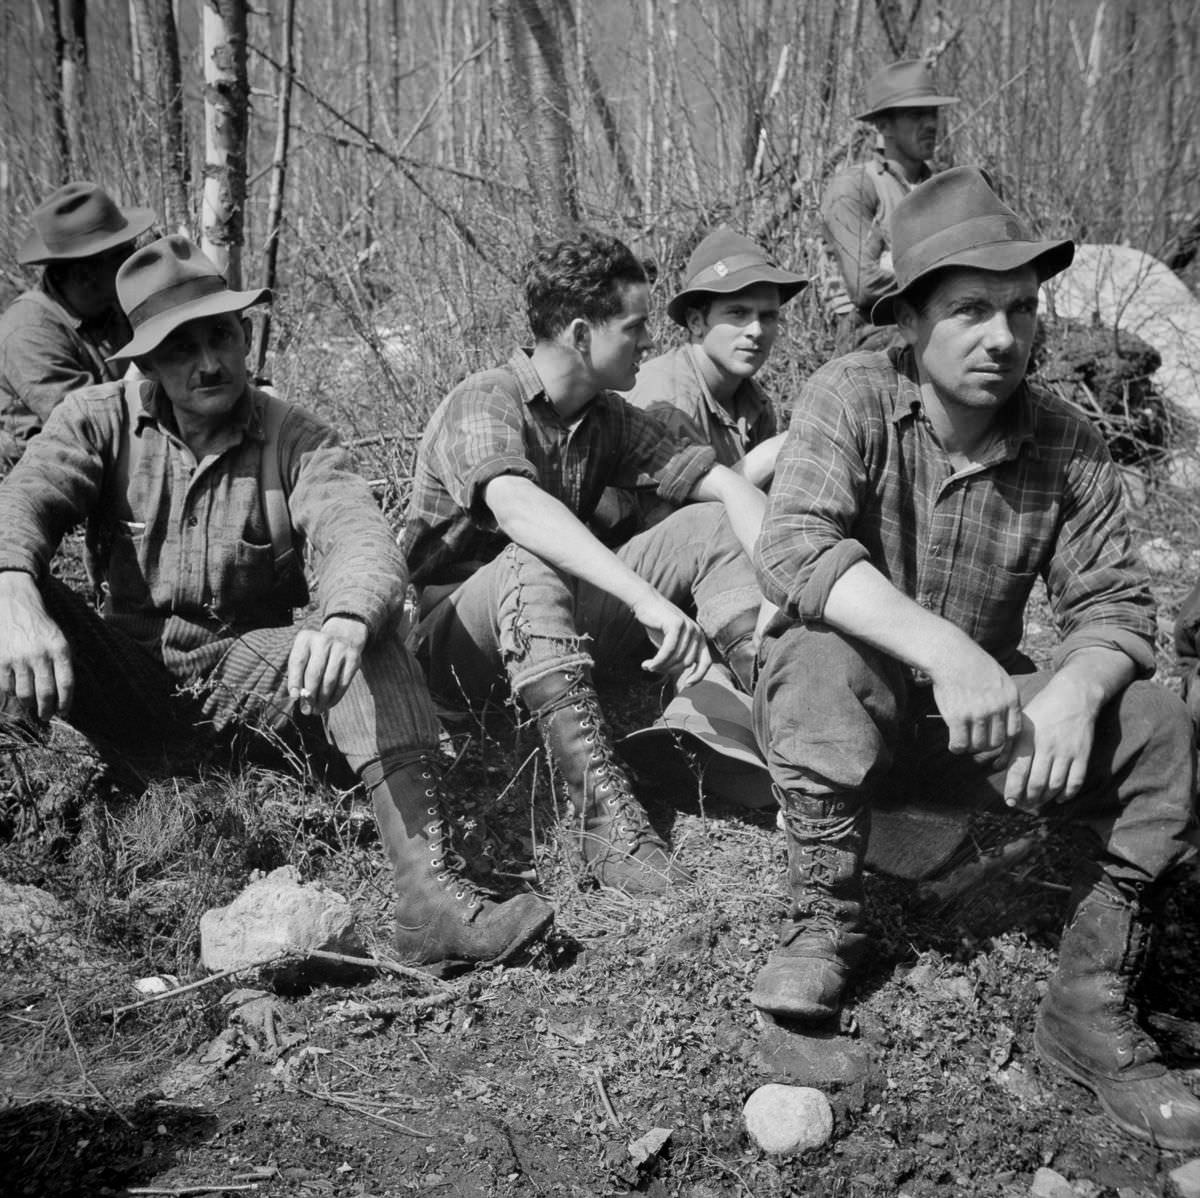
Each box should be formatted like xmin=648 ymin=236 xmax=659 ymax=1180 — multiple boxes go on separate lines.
xmin=1034 ymin=1022 xmax=1200 ymax=1153
xmin=393 ymin=906 xmax=556 ymax=975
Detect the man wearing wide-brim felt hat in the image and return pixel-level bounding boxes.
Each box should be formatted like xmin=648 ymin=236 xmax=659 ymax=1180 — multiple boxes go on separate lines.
xmin=0 ymin=233 xmax=554 ymax=973
xmin=599 ymin=227 xmax=805 ymax=613
xmin=752 ymin=164 xmax=1200 ymax=1152
xmin=0 ymin=181 xmax=157 ymax=469
xmin=819 ymin=58 xmax=959 ymax=355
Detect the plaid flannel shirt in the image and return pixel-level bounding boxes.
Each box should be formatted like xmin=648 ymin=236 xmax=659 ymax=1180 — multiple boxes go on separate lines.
xmin=403 ymin=348 xmax=716 ymax=587
xmin=0 ymin=380 xmax=406 ymax=671
xmin=757 ymin=347 xmax=1157 ymax=676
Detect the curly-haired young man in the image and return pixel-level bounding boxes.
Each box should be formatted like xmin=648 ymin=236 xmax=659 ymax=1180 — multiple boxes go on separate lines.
xmin=403 ymin=228 xmax=766 ymax=895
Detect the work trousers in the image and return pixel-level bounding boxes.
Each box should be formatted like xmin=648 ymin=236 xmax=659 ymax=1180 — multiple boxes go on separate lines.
xmin=25 ymin=578 xmax=439 ymax=775
xmin=754 ymin=622 xmax=1197 ymax=885
xmin=414 ymin=502 xmax=761 ymax=706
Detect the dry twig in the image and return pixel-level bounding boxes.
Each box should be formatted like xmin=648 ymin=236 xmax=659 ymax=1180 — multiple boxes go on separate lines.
xmin=298 ymin=1084 xmax=435 ymax=1138
xmin=108 ymin=955 xmax=291 ymax=1020
xmin=56 ymin=994 xmax=134 ymax=1128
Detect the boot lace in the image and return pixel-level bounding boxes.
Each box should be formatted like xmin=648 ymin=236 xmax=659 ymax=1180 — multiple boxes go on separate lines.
xmin=573 ymin=693 xmax=662 ymax=852
xmin=416 ymin=763 xmax=491 ymax=922
xmin=783 ymin=810 xmax=863 ymax=937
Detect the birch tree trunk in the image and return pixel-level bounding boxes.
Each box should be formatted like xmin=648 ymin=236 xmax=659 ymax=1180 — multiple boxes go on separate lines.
xmin=201 ymin=0 xmax=249 ymax=287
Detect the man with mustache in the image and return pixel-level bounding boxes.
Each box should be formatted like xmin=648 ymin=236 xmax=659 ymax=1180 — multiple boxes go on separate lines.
xmin=820 ymin=60 xmax=958 ymax=354
xmin=0 ymin=181 xmax=156 ymax=469
xmin=753 ymin=167 xmax=1200 ymax=1151
xmin=0 ymin=235 xmax=553 ymax=972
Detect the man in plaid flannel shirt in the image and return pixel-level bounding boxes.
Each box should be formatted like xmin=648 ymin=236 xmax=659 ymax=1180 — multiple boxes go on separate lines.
xmin=404 ymin=228 xmax=767 ymax=896
xmin=752 ymin=167 xmax=1200 ymax=1151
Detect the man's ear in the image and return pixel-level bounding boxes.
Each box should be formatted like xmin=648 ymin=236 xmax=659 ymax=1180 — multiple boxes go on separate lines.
xmin=568 ymin=317 xmax=591 ymax=355
xmin=894 ymin=298 xmax=920 ymax=347
xmin=686 ymin=309 xmax=706 ymax=339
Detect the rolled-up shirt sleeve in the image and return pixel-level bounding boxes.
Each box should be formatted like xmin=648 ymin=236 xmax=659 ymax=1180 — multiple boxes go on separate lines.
xmin=616 ymin=400 xmax=717 ymax=505
xmin=756 ymin=367 xmax=873 ymax=618
xmin=1044 ymin=430 xmax=1157 ymax=677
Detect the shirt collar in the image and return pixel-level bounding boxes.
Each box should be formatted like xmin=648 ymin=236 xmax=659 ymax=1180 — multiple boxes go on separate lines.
xmin=870 ymin=148 xmax=933 ymax=187
xmin=507 ymin=348 xmax=549 ymax=405
xmin=888 ymin=345 xmax=1040 ymax=459
xmin=684 ymin=345 xmax=767 ymax=425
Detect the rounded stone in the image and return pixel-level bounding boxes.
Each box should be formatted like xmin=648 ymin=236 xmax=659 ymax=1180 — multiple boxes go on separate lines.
xmin=743 ymin=1083 xmax=834 ymax=1154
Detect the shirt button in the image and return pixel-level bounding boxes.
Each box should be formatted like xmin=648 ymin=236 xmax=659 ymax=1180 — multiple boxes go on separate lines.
xmin=930 ymin=544 xmax=941 ymax=556
xmin=187 ymin=515 xmax=199 ymax=528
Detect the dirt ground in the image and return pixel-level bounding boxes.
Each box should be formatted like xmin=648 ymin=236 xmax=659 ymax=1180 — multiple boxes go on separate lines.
xmin=3 ymin=499 xmax=1200 ymax=1198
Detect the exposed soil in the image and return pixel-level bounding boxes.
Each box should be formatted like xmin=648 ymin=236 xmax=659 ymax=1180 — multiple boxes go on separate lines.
xmin=3 ymin=491 xmax=1200 ymax=1198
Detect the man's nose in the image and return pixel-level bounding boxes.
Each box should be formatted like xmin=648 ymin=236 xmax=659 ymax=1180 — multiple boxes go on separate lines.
xmin=982 ymin=311 xmax=1015 ymax=351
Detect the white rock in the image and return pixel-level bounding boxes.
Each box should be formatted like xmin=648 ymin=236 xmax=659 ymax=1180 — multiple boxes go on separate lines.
xmin=1044 ymin=244 xmax=1200 ymax=426
xmin=199 ymin=865 xmax=364 ymax=973
xmin=1030 ymin=1165 xmax=1074 ymax=1198
xmin=743 ymin=1083 xmax=833 ymax=1154
xmin=1170 ymin=1159 xmax=1200 ymax=1198
xmin=0 ymin=879 xmax=85 ymax=960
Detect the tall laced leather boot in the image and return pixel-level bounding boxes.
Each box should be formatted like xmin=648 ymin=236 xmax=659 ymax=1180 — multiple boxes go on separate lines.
xmin=367 ymin=752 xmax=554 ymax=970
xmin=1034 ymin=868 xmax=1200 ymax=1151
xmin=750 ymin=787 xmax=869 ymax=1021
xmin=521 ymin=665 xmax=692 ymax=895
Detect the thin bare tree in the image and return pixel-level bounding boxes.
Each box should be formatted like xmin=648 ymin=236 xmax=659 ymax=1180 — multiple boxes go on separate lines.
xmin=201 ymin=0 xmax=249 ymax=287
xmin=131 ymin=0 xmax=189 ymax=233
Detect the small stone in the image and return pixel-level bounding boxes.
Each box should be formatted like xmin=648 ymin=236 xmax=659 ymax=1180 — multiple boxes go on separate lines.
xmin=743 ymin=1083 xmax=833 ymax=1155
xmin=1031 ymin=1166 xmax=1074 ymax=1198
xmin=1170 ymin=1159 xmax=1200 ymax=1198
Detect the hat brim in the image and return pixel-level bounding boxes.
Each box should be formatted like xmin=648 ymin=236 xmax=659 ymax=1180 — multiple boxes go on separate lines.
xmin=870 ymin=238 xmax=1075 ymax=325
xmin=17 ymin=207 xmax=157 ymax=266
xmin=667 ymin=267 xmax=808 ymax=326
xmin=110 ymin=286 xmax=271 ymax=361
xmin=855 ymin=95 xmax=960 ymax=122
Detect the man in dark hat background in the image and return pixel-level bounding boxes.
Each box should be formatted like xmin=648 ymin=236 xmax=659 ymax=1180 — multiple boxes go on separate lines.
xmin=820 ymin=59 xmax=958 ymax=354
xmin=0 ymin=233 xmax=553 ymax=972
xmin=597 ymin=227 xmax=806 ymax=539
xmin=751 ymin=166 xmax=1200 ymax=1150
xmin=403 ymin=227 xmax=767 ymax=897
xmin=0 ymin=181 xmax=156 ymax=468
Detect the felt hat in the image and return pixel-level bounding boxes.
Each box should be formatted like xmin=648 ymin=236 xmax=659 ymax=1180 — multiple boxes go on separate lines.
xmin=666 ymin=227 xmax=807 ymax=326
xmin=618 ymin=670 xmax=775 ymax=809
xmin=17 ymin=181 xmax=156 ymax=266
xmin=111 ymin=234 xmax=270 ymax=360
xmin=856 ymin=59 xmax=959 ymax=122
xmin=870 ymin=165 xmax=1075 ymax=325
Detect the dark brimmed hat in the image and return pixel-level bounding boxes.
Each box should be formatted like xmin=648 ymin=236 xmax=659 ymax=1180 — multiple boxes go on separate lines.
xmin=856 ymin=59 xmax=959 ymax=122
xmin=870 ymin=166 xmax=1075 ymax=325
xmin=111 ymin=235 xmax=270 ymax=360
xmin=666 ymin=227 xmax=807 ymax=327
xmin=18 ymin=181 xmax=156 ymax=266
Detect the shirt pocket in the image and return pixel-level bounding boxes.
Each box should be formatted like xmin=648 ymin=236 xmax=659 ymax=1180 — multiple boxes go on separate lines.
xmin=105 ymin=521 xmax=151 ymax=609
xmin=213 ymin=537 xmax=280 ymax=618
xmin=964 ymin=564 xmax=1039 ymax=655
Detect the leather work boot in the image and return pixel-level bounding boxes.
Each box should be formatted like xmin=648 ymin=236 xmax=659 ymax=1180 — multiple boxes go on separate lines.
xmin=522 ymin=665 xmax=692 ymax=895
xmin=371 ymin=754 xmax=554 ymax=970
xmin=750 ymin=788 xmax=869 ymax=1021
xmin=1034 ymin=870 xmax=1200 ymax=1151
xmin=711 ymin=611 xmax=759 ymax=694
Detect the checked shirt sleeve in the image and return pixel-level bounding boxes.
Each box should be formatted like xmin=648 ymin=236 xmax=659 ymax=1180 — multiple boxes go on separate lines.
xmin=279 ymin=407 xmax=409 ymax=638
xmin=756 ymin=363 xmax=873 ymax=618
xmin=615 ymin=398 xmax=716 ymax=504
xmin=1043 ymin=418 xmax=1157 ymax=678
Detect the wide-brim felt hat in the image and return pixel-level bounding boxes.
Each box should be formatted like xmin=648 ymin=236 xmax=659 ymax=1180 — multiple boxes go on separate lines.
xmin=18 ymin=180 xmax=156 ymax=265
xmin=870 ymin=165 xmax=1075 ymax=325
xmin=856 ymin=58 xmax=959 ymax=122
xmin=112 ymin=234 xmax=270 ymax=360
xmin=666 ymin=226 xmax=807 ymax=326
